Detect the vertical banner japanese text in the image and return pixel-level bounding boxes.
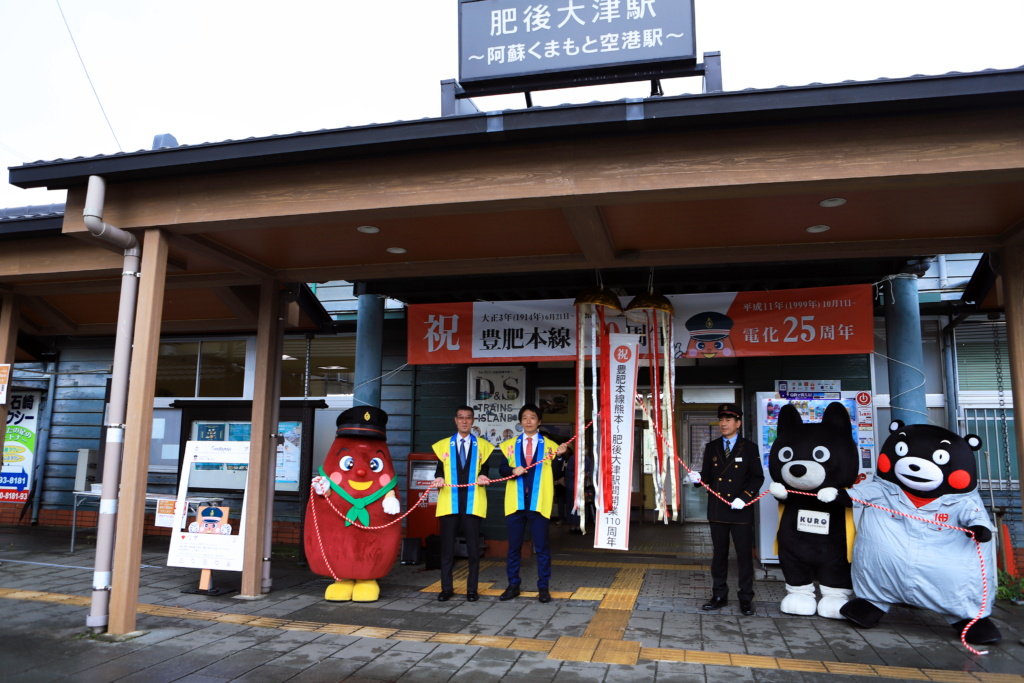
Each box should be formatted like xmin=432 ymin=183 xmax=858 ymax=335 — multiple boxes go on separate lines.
xmin=1 ymin=391 xmax=40 ymax=503
xmin=594 ymin=334 xmax=639 ymax=550
xmin=467 ymin=366 xmax=526 ymax=448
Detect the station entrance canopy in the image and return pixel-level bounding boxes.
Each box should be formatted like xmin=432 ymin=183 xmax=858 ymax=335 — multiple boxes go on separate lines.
xmin=407 ymin=285 xmax=874 ymax=364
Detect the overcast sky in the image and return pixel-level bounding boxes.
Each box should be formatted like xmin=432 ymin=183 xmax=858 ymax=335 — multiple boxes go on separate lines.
xmin=2 ymin=0 xmax=1022 ymax=208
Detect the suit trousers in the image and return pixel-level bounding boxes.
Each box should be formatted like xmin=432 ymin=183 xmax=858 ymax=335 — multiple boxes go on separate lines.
xmin=710 ymin=521 xmax=755 ymax=602
xmin=506 ymin=510 xmax=551 ymax=589
xmin=440 ymin=512 xmax=482 ymax=593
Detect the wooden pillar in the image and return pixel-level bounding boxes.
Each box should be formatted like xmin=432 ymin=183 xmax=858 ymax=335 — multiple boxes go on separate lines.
xmin=108 ymin=229 xmax=168 ymax=635
xmin=241 ymin=281 xmax=281 ymax=597
xmin=0 ymin=293 xmax=21 ymax=428
xmin=999 ymin=245 xmax=1024 ymax=532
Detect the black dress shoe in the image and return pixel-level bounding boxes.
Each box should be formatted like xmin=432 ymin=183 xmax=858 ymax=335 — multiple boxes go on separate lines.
xmin=702 ymin=597 xmax=728 ymax=611
xmin=740 ymin=600 xmax=755 ymax=616
xmin=466 ymin=592 xmax=479 ymax=602
xmin=437 ymin=590 xmax=454 ymax=602
xmin=538 ymin=588 xmax=552 ymax=603
xmin=953 ymin=617 xmax=1002 ymax=645
xmin=839 ymin=598 xmax=885 ymax=628
xmin=499 ymin=585 xmax=520 ymax=601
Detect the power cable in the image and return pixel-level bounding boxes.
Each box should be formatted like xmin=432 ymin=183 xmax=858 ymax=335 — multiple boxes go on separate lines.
xmin=54 ymin=0 xmax=122 ymax=152
xmin=0 ymin=141 xmax=31 ymax=162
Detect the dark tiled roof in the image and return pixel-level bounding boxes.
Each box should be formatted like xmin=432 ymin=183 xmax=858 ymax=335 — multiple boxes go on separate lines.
xmin=0 ymin=203 xmax=66 ymax=222
xmin=8 ymin=66 xmax=1024 ymax=189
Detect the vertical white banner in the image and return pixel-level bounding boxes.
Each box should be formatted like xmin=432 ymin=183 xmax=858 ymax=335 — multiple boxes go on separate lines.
xmin=594 ymin=333 xmax=640 ymax=551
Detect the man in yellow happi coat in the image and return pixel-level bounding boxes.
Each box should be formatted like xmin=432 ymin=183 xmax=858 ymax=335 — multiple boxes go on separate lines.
xmin=431 ymin=405 xmax=494 ymax=602
xmin=497 ymin=403 xmax=566 ymax=603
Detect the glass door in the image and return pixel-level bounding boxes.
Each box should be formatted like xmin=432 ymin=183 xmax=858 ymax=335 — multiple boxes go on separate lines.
xmin=682 ymin=413 xmax=717 ymax=521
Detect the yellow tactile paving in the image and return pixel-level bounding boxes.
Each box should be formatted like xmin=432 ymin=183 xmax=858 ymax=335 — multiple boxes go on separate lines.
xmin=510 ymin=638 xmax=555 ymax=653
xmin=592 ymin=639 xmax=641 ymax=665
xmin=2 ymin=587 xmax=1022 ymax=683
xmin=547 ymin=635 xmax=600 ymax=662
xmin=823 ymin=661 xmax=878 ymax=676
xmin=570 ymin=587 xmax=607 ymax=600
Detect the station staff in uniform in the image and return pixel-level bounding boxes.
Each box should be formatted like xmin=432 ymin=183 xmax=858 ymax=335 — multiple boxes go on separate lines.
xmin=432 ymin=406 xmax=494 ymax=602
xmin=498 ymin=404 xmax=566 ymax=603
xmin=688 ymin=403 xmax=764 ymax=615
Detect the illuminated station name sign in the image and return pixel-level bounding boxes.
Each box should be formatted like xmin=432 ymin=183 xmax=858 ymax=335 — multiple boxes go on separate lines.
xmin=458 ymin=0 xmax=697 ymax=92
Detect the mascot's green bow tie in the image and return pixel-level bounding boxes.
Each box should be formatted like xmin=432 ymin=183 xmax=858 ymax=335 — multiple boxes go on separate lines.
xmin=318 ymin=465 xmax=397 ymax=527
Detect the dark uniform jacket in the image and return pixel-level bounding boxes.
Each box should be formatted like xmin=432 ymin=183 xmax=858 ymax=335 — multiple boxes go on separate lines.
xmin=699 ymin=436 xmax=764 ymax=524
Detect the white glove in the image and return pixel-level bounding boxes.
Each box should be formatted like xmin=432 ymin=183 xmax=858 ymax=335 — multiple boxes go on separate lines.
xmin=731 ymin=498 xmax=745 ymax=510
xmin=769 ymin=482 xmax=788 ymax=501
xmin=383 ymin=495 xmax=400 ymax=515
xmin=312 ymin=476 xmax=330 ymax=496
xmin=817 ymin=487 xmax=838 ymax=504
xmin=688 ymin=471 xmax=701 ymax=484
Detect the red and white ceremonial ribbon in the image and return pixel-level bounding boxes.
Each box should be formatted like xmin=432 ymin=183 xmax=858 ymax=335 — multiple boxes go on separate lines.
xmin=636 ymin=393 xmax=990 ymax=656
xmin=310 ymin=422 xmax=593 ymax=580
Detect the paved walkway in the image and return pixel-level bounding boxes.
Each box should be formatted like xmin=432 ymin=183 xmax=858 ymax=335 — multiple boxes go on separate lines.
xmin=1 ymin=523 xmax=1022 ymax=682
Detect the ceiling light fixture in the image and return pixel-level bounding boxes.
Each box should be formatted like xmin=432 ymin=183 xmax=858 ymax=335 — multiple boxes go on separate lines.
xmin=819 ymin=198 xmax=846 ymax=208
xmin=357 ymin=226 xmax=380 ymax=233
xmin=282 ymin=355 xmax=298 ymax=361
xmin=318 ymin=366 xmax=348 ymax=370
xmin=806 ymin=225 xmax=831 ymax=234
xmin=386 ymin=247 xmax=407 ymax=254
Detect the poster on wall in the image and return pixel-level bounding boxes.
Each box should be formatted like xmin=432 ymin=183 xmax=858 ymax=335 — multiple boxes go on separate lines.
xmin=187 ymin=420 xmax=301 ymax=492
xmin=1 ymin=391 xmax=40 ymax=503
xmin=168 ymin=441 xmax=248 ymax=571
xmin=408 ymin=285 xmax=874 ymax=364
xmin=594 ymin=334 xmax=640 ymax=551
xmin=467 ymin=366 xmax=525 ymax=448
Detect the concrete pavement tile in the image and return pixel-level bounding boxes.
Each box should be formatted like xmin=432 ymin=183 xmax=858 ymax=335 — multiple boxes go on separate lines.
xmin=418 ymin=643 xmax=481 ymax=669
xmin=395 ymin=665 xmax=458 ymax=683
xmin=267 ymin=642 xmax=343 ymax=669
xmin=505 ymin=650 xmax=561 ymax=678
xmin=856 ymin=628 xmax=933 ymax=669
xmin=654 ymin=661 xmax=707 ymax=682
xmin=251 ymin=630 xmax=324 ymax=652
xmin=170 ymin=674 xmax=230 ymax=683
xmin=382 ymin=598 xmax=433 ymax=612
xmin=349 ymin=650 xmax=428 ymax=680
xmin=278 ymin=658 xmax=370 ymax=683
xmin=549 ymin=662 xmax=610 ymax=682
xmin=750 ymin=670 xmax=807 ymax=683
xmin=470 ymin=645 xmax=521 ymax=662
xmin=331 ymin=636 xmax=398 ymax=661
xmin=604 ymin=661 xmax=660 ymax=683
xmin=496 ymin=617 xmax=546 ymax=638
xmin=116 ymin=649 xmax=225 ymax=683
xmin=311 ymin=633 xmax=359 ymax=648
xmin=390 ymin=640 xmax=439 ymax=654
xmin=444 ymin=658 xmax=515 ymax=683
xmin=702 ymin=664 xmax=756 ymax=682
xmin=196 ymin=648 xmax=282 ymax=679
xmin=223 ymin=664 xmax=297 ymax=683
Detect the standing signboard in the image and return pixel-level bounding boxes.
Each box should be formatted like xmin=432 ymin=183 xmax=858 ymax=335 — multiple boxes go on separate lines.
xmin=467 ymin=366 xmax=526 ymax=448
xmin=1 ymin=391 xmax=40 ymax=503
xmin=594 ymin=333 xmax=639 ymax=550
xmin=167 ymin=441 xmax=249 ymax=571
xmin=459 ymin=0 xmax=697 ymax=94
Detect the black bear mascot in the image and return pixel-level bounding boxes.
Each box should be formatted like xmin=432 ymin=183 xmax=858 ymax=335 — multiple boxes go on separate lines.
xmin=768 ymin=402 xmax=859 ymax=618
xmin=833 ymin=421 xmax=1000 ymax=645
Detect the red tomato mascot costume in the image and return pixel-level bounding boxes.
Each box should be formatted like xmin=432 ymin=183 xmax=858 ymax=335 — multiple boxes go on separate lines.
xmin=305 ymin=407 xmax=402 ymax=602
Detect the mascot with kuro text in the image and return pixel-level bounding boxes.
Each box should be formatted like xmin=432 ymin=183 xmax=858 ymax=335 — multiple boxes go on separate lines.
xmin=831 ymin=421 xmax=1000 ymax=644
xmin=304 ymin=407 xmax=402 ymax=602
xmin=769 ymin=402 xmax=859 ymax=619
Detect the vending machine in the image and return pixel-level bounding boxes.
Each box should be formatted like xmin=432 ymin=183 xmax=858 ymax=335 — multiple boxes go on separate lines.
xmin=754 ymin=382 xmax=877 ymax=563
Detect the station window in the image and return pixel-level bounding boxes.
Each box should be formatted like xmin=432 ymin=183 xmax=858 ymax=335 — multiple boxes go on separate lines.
xmin=155 ymin=340 xmax=247 ymax=398
xmin=281 ymin=336 xmax=356 ymax=397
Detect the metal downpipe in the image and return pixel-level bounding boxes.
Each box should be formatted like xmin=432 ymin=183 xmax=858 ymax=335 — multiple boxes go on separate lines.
xmin=83 ymin=175 xmax=142 ymax=630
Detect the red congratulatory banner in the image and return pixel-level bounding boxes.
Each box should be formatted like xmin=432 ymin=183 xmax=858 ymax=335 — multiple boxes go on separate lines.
xmin=408 ymin=285 xmax=874 ymax=365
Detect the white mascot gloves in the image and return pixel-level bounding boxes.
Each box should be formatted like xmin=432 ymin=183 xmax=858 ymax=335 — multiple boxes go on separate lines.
xmin=769 ymin=482 xmax=788 ymax=500
xmin=688 ymin=471 xmax=701 ymax=485
xmin=817 ymin=487 xmax=838 ymax=503
xmin=311 ymin=476 xmax=330 ymax=497
xmin=383 ymin=496 xmax=401 ymax=515
xmin=730 ymin=498 xmax=745 ymax=510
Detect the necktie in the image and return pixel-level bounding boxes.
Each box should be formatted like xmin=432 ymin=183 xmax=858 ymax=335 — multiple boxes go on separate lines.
xmin=525 ymin=436 xmax=534 ymax=467
xmin=460 ymin=439 xmax=467 ymax=469
xmin=725 ymin=439 xmax=732 ymax=458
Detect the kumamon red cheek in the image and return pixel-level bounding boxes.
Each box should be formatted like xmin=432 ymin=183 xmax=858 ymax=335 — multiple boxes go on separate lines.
xmin=948 ymin=469 xmax=971 ymax=490
xmin=878 ymin=453 xmax=890 ymax=473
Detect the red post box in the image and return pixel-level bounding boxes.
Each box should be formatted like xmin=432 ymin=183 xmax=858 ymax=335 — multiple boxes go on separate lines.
xmin=406 ymin=453 xmax=440 ymax=545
